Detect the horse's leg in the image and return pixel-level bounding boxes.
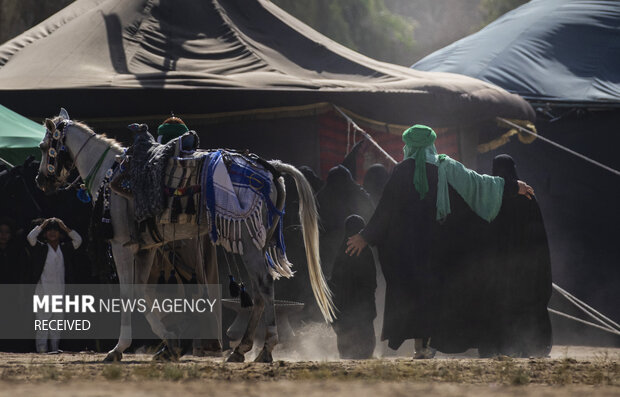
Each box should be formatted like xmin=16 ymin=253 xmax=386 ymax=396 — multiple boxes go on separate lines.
xmin=254 ymin=269 xmax=277 ymax=363
xmin=191 ymin=237 xmax=222 ymax=356
xmin=227 ymin=253 xmax=266 ymax=362
xmin=133 ymin=248 xmax=185 ymax=360
xmin=104 ymin=242 xmax=134 ymax=362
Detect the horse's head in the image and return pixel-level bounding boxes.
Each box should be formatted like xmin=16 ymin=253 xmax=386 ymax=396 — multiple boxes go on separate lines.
xmin=36 ymin=108 xmax=74 ymax=194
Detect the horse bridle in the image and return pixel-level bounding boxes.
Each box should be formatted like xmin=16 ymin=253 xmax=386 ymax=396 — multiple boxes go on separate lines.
xmin=44 ymin=120 xmax=71 ymax=177
xmin=44 ymin=120 xmax=96 ymax=191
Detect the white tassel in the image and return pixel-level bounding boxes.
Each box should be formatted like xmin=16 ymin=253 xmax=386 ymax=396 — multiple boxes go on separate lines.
xmin=271 ymin=246 xmax=286 ymax=276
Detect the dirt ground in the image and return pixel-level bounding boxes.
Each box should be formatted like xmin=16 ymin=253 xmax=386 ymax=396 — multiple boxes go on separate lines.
xmin=0 ymin=346 xmax=617 ymax=396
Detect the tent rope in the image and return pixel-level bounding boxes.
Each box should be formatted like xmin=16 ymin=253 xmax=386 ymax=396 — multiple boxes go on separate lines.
xmin=333 ymin=105 xmax=397 ymax=165
xmin=548 ymin=308 xmax=620 ymax=336
xmin=497 ymin=117 xmax=620 ymax=177
xmin=553 ymin=283 xmax=620 ymax=333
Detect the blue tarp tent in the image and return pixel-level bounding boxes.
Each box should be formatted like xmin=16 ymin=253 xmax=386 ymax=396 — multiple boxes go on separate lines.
xmin=413 ymin=0 xmax=620 ymax=106
xmin=412 ymin=0 xmax=620 ymax=342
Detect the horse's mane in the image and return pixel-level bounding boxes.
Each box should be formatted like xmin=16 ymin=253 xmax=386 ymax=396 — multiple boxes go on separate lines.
xmin=49 ymin=116 xmax=124 ymax=150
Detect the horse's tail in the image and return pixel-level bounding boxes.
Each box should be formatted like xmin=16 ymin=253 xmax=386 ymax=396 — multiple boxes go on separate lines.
xmin=269 ymin=160 xmax=335 ymax=323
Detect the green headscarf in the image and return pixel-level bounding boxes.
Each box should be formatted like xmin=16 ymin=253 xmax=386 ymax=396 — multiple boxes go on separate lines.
xmin=157 ymin=122 xmax=189 ymax=144
xmin=402 ymin=124 xmax=506 ymax=222
xmin=402 ymin=125 xmax=437 ymax=199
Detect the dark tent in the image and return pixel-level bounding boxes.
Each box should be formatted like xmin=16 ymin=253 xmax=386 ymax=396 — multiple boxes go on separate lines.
xmin=413 ymin=0 xmax=620 ymax=343
xmin=0 ymin=0 xmax=534 ymax=175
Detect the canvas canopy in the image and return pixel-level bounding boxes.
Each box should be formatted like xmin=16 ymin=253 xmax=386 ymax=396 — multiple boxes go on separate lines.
xmin=0 ymin=0 xmax=534 ymax=127
xmin=413 ymin=0 xmax=620 ymax=106
xmin=0 ymin=104 xmax=45 ymax=166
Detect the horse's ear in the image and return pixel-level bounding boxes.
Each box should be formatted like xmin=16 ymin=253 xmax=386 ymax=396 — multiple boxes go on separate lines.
xmin=59 ymin=108 xmax=70 ymax=120
xmin=45 ymin=119 xmax=56 ymax=132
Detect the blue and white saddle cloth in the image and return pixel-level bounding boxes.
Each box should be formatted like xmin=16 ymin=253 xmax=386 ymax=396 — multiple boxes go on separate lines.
xmin=201 ymin=150 xmax=291 ymax=279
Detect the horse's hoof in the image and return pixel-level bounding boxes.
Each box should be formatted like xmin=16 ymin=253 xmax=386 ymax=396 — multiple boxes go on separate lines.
xmin=226 ymin=351 xmax=245 ymax=363
xmin=254 ymin=349 xmax=273 ymax=363
xmin=103 ymin=350 xmax=123 ymax=363
xmin=152 ymin=344 xmax=179 ymax=362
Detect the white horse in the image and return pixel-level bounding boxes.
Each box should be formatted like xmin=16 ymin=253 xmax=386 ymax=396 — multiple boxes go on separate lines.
xmin=35 ymin=109 xmax=335 ymax=363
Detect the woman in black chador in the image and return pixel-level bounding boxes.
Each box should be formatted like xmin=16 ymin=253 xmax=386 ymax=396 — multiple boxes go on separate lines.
xmin=329 ymin=215 xmax=377 ymax=359
xmin=317 ymin=165 xmax=374 ymax=275
xmin=479 ymin=154 xmax=553 ymax=357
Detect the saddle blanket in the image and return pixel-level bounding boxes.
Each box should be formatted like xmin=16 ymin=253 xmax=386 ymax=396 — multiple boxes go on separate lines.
xmin=159 ymin=149 xmax=291 ymax=279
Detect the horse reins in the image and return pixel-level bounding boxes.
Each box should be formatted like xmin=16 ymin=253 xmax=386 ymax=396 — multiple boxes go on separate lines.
xmin=47 ymin=120 xmax=107 ymax=192
xmin=59 ymin=132 xmax=98 ymax=191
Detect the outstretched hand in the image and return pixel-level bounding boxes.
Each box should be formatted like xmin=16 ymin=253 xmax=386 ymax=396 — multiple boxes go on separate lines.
xmin=517 ymin=180 xmax=534 ymax=199
xmin=346 ymin=234 xmax=368 ymax=257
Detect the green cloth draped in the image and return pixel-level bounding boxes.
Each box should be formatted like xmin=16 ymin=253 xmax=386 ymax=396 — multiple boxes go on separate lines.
xmin=402 ymin=125 xmax=505 ymax=222
xmin=157 ymin=123 xmax=189 ymax=144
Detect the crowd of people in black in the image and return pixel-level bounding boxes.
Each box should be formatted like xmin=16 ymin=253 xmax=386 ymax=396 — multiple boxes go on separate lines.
xmin=0 ymin=122 xmax=552 ymax=360
xmin=285 ymin=125 xmax=551 ymax=360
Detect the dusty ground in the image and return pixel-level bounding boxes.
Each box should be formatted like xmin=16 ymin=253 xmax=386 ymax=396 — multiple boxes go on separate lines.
xmin=0 ymin=346 xmax=617 ymax=396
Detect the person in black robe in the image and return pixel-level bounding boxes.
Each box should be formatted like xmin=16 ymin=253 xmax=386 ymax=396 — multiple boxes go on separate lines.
xmin=317 ymin=165 xmax=374 ymax=276
xmin=347 ymin=155 xmax=440 ymax=355
xmin=428 ymin=192 xmax=494 ymax=354
xmin=478 ymin=154 xmax=552 ymax=357
xmin=298 ymin=165 xmax=324 ymax=194
xmin=0 ymin=217 xmax=30 ymax=352
xmin=346 ymin=125 xmax=532 ymax=359
xmin=329 ymin=215 xmax=377 ymax=359
xmin=363 ymin=163 xmax=389 ymax=208
xmin=0 ymin=217 xmax=26 ymax=284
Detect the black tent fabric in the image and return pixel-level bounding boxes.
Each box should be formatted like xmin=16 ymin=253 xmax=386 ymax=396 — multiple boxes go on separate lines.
xmin=0 ymin=0 xmax=533 ymax=127
xmin=412 ymin=0 xmax=620 ymax=106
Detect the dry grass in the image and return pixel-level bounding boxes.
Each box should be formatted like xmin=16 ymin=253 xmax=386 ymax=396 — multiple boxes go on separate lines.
xmin=0 ymin=350 xmax=615 ymax=387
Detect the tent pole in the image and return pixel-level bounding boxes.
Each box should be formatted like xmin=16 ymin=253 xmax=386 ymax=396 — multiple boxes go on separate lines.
xmin=333 ymin=105 xmax=397 ymax=165
xmin=0 ymin=156 xmax=14 ymax=168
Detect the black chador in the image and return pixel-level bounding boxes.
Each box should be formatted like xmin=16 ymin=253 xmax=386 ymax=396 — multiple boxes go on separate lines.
xmin=317 ymin=165 xmax=374 ymax=275
xmin=363 ymin=163 xmax=389 ymax=208
xmin=330 ymin=215 xmax=377 ymax=359
xmin=359 ymin=158 xmax=441 ymax=349
xmin=478 ymin=155 xmax=552 ymax=357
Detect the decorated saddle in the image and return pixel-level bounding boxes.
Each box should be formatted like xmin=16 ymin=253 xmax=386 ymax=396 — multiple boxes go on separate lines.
xmin=106 ymin=124 xmax=290 ymax=278
xmin=157 ymin=147 xmax=290 ymax=278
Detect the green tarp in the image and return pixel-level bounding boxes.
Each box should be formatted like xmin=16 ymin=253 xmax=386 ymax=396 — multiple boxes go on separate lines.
xmin=0 ymin=104 xmax=44 ymax=166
